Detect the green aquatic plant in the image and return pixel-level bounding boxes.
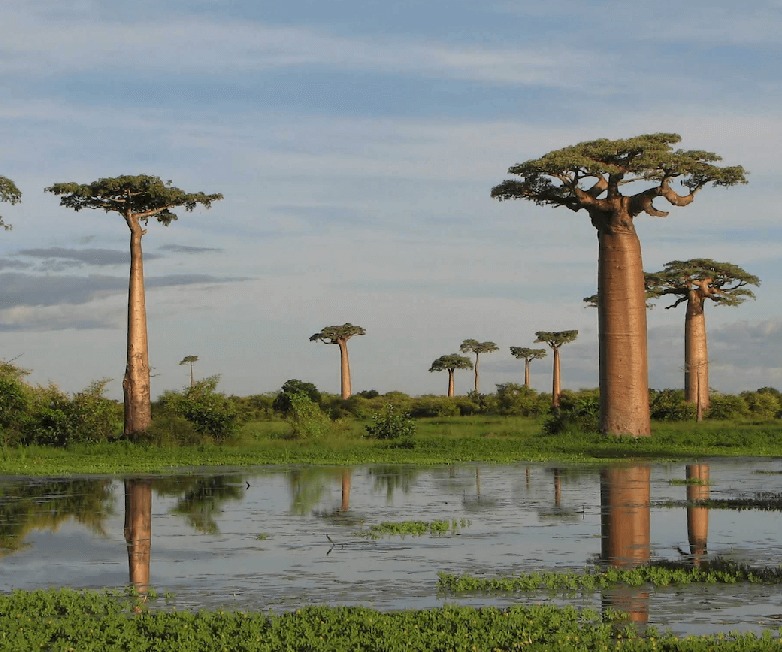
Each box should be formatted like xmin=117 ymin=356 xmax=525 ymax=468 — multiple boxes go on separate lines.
xmin=356 ymin=518 xmax=470 ymax=539
xmin=437 ymin=558 xmax=782 ymax=594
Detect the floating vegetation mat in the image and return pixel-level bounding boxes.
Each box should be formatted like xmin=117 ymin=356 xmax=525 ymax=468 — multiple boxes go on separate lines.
xmin=437 ymin=558 xmax=782 ymax=594
xmin=658 ymin=492 xmax=782 ymax=511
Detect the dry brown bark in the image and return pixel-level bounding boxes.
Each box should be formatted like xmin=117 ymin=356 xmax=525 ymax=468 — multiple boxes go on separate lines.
xmin=447 ymin=370 xmax=455 ymax=397
xmin=338 ymin=340 xmax=351 ymax=399
xmin=684 ymin=281 xmax=713 ymax=417
xmin=597 ymin=226 xmax=650 ymax=436
xmin=551 ymin=348 xmax=561 ymax=408
xmin=123 ymin=214 xmax=152 ymax=437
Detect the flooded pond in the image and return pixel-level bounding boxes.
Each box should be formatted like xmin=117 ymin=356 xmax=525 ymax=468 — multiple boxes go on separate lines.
xmin=1 ymin=459 xmax=781 ymax=636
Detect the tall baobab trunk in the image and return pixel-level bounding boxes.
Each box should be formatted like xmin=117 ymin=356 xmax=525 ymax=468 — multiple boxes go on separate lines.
xmin=473 ymin=357 xmax=480 ymax=394
xmin=124 ymin=479 xmax=152 ymax=595
xmin=684 ymin=289 xmax=710 ymax=418
xmin=551 ymin=348 xmax=561 ymax=408
xmin=600 ymin=466 xmax=651 ymax=624
xmin=338 ymin=339 xmax=352 ymax=399
xmin=686 ymin=464 xmax=709 ymax=565
xmin=447 ymin=369 xmax=455 ymax=397
xmin=524 ymin=360 xmax=531 ymax=388
xmin=598 ymin=229 xmax=651 ymax=436
xmin=123 ymin=216 xmax=152 ymax=438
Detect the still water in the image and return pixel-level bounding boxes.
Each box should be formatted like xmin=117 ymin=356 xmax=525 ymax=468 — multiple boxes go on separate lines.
xmin=1 ymin=460 xmax=781 ymax=636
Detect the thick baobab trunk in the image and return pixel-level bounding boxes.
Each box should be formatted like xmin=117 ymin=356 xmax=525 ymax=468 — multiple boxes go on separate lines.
xmin=338 ymin=340 xmax=351 ymax=399
xmin=447 ymin=369 xmax=455 ymax=397
xmin=124 ymin=479 xmax=152 ymax=595
xmin=524 ymin=360 xmax=531 ymax=388
xmin=686 ymin=464 xmax=709 ymax=564
xmin=473 ymin=356 xmax=480 ymax=394
xmin=598 ymin=228 xmax=651 ymax=436
xmin=551 ymin=347 xmax=561 ymax=408
xmin=123 ymin=217 xmax=152 ymax=438
xmin=684 ymin=294 xmax=710 ymax=418
xmin=600 ymin=465 xmax=651 ymax=624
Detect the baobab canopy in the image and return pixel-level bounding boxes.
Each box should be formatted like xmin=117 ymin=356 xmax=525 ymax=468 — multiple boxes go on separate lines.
xmin=0 ymin=175 xmax=22 ymax=230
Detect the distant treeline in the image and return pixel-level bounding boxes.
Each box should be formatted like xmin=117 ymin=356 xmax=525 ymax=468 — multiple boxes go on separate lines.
xmin=1 ymin=361 xmax=779 ymax=448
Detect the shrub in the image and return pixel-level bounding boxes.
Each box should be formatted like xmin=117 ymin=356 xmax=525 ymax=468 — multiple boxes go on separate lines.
xmin=740 ymin=390 xmax=780 ymax=420
xmin=273 ymin=379 xmax=321 ymax=415
xmin=157 ymin=376 xmax=240 ymax=442
xmin=365 ymin=404 xmax=416 ymax=441
xmin=286 ymin=392 xmax=332 ymax=440
xmin=707 ymin=393 xmax=749 ymax=420
xmin=408 ymin=396 xmax=460 ymax=418
xmin=649 ymin=389 xmax=697 ymax=422
xmin=543 ymin=390 xmax=600 ymax=435
xmin=495 ymin=383 xmax=548 ymax=417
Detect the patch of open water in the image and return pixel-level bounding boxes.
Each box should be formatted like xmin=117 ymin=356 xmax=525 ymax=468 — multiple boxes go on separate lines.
xmin=1 ymin=459 xmax=781 ymax=637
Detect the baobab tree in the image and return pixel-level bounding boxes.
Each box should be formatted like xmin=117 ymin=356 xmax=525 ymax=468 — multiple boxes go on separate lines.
xmin=534 ymin=330 xmax=578 ymax=409
xmin=429 ymin=354 xmax=473 ymax=397
xmin=509 ymin=346 xmax=547 ymax=388
xmin=179 ymin=355 xmax=199 ymax=388
xmin=459 ymin=339 xmax=498 ymax=394
xmin=492 ymin=134 xmax=746 ymax=436
xmin=645 ymin=259 xmax=759 ymax=419
xmin=46 ymin=175 xmax=222 ymax=439
xmin=309 ymin=323 xmax=365 ymax=399
xmin=0 ymin=175 xmax=21 ymax=230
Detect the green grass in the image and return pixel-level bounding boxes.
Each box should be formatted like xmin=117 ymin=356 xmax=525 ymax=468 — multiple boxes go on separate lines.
xmin=1 ymin=416 xmax=780 ymax=476
xmin=1 ymin=588 xmax=781 ymax=651
xmin=355 ymin=518 xmax=471 ymax=539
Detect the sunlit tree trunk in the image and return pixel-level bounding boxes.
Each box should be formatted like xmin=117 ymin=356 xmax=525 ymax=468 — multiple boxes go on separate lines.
xmin=524 ymin=360 xmax=531 ymax=388
xmin=684 ymin=293 xmax=710 ymax=418
xmin=600 ymin=466 xmax=651 ymax=624
xmin=473 ymin=356 xmax=480 ymax=394
xmin=338 ymin=340 xmax=351 ymax=399
xmin=551 ymin=348 xmax=561 ymax=408
xmin=447 ymin=369 xmax=455 ymax=397
xmin=686 ymin=464 xmax=709 ymax=565
xmin=123 ymin=216 xmax=152 ymax=438
xmin=124 ymin=479 xmax=152 ymax=596
xmin=598 ymin=228 xmax=651 ymax=436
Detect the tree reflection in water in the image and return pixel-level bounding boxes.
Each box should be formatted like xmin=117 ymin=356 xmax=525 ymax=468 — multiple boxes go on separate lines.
xmin=600 ymin=466 xmax=651 ymax=625
xmin=686 ymin=464 xmax=710 ymax=566
xmin=124 ymin=478 xmax=151 ymax=595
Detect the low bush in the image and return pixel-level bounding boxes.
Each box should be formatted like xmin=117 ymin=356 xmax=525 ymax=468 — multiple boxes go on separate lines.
xmin=156 ymin=376 xmax=240 ymax=443
xmin=365 ymin=404 xmax=416 ymax=441
xmin=286 ymin=391 xmax=332 ymax=440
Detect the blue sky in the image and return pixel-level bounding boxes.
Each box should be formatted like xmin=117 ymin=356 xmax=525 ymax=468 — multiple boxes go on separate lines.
xmin=1 ymin=0 xmax=781 ymax=399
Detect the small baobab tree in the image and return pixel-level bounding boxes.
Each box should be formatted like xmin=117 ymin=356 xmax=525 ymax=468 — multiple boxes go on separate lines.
xmin=179 ymin=355 xmax=199 ymax=388
xmin=509 ymin=346 xmax=547 ymax=388
xmin=459 ymin=339 xmax=499 ymax=394
xmin=492 ymin=134 xmax=747 ymax=436
xmin=645 ymin=259 xmax=759 ymax=419
xmin=534 ymin=330 xmax=578 ymax=409
xmin=0 ymin=175 xmax=22 ymax=230
xmin=429 ymin=354 xmax=473 ymax=398
xmin=309 ymin=323 xmax=366 ymax=399
xmin=46 ymin=175 xmax=223 ymax=439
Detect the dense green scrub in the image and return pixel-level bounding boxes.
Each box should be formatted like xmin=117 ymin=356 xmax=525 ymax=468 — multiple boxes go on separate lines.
xmin=1 ymin=589 xmax=780 ymax=651
xmin=1 ymin=416 xmax=781 ymax=476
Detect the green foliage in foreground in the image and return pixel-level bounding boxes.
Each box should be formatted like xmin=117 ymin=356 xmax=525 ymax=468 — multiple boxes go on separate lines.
xmin=356 ymin=518 xmax=470 ymax=539
xmin=1 ymin=589 xmax=781 ymax=651
xmin=438 ymin=559 xmax=782 ymax=594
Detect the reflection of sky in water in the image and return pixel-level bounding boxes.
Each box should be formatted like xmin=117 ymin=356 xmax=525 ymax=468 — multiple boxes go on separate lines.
xmin=1 ymin=459 xmax=781 ymax=636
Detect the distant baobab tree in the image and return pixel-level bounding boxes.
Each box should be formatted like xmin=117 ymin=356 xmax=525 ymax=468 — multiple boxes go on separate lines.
xmin=645 ymin=259 xmax=759 ymax=419
xmin=46 ymin=175 xmax=223 ymax=439
xmin=459 ymin=339 xmax=498 ymax=394
xmin=309 ymin=323 xmax=366 ymax=399
xmin=0 ymin=175 xmax=21 ymax=230
xmin=534 ymin=331 xmax=578 ymax=409
xmin=179 ymin=355 xmax=199 ymax=388
xmin=492 ymin=133 xmax=747 ymax=436
xmin=509 ymin=346 xmax=547 ymax=388
xmin=429 ymin=354 xmax=473 ymax=398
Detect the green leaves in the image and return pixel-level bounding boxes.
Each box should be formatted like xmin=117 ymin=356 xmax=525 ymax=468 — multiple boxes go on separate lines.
xmin=0 ymin=175 xmax=22 ymax=230
xmin=429 ymin=353 xmax=473 ymax=372
xmin=534 ymin=330 xmax=578 ymax=349
xmin=309 ymin=322 xmax=366 ymax=344
xmin=45 ymin=174 xmax=223 ymax=225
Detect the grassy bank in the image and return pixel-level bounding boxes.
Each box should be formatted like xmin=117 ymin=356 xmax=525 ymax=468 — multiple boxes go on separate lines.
xmin=1 ymin=588 xmax=780 ymax=651
xmin=1 ymin=416 xmax=780 ymax=476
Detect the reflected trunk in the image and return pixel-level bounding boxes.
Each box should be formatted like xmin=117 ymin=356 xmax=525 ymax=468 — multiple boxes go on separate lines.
xmin=600 ymin=466 xmax=650 ymax=624
xmin=124 ymin=479 xmax=152 ymax=595
xmin=340 ymin=469 xmax=351 ymax=512
xmin=686 ymin=464 xmax=709 ymax=565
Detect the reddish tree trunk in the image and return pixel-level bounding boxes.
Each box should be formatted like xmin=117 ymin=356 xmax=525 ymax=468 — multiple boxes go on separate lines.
xmin=123 ymin=217 xmax=152 ymax=438
xmin=447 ymin=369 xmax=455 ymax=397
xmin=524 ymin=359 xmax=531 ymax=388
xmin=598 ymin=228 xmax=651 ymax=436
xmin=684 ymin=293 xmax=710 ymax=417
xmin=686 ymin=464 xmax=709 ymax=564
xmin=551 ymin=347 xmax=561 ymax=408
xmin=338 ymin=340 xmax=352 ymax=399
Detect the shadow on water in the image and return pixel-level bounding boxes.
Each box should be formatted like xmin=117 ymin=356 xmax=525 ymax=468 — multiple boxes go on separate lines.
xmin=1 ymin=459 xmax=781 ymax=636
